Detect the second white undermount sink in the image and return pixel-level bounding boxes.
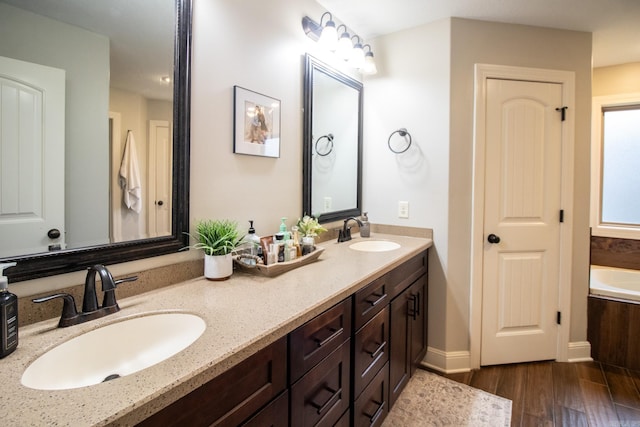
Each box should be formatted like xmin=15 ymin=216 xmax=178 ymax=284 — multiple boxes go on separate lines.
xmin=21 ymin=312 xmax=206 ymax=391
xmin=349 ymin=240 xmax=401 ymax=252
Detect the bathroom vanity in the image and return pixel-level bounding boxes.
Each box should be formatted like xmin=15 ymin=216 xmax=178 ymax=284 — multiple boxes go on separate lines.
xmin=2 ymin=233 xmax=431 ymax=426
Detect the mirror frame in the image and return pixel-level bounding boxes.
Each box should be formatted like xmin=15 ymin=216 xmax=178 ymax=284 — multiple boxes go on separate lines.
xmin=4 ymin=0 xmax=192 ymax=283
xmin=302 ymin=54 xmax=363 ymax=223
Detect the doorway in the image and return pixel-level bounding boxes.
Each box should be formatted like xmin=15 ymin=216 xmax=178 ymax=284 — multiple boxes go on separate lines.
xmin=470 ymin=64 xmax=576 ymax=368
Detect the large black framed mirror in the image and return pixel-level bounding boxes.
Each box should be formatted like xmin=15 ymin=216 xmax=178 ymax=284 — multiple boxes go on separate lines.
xmin=303 ymin=54 xmax=363 ymax=223
xmin=0 ymin=0 xmax=191 ymax=283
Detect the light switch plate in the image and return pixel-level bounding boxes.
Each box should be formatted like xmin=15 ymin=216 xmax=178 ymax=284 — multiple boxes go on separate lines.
xmin=398 ymin=201 xmax=409 ymax=218
xmin=324 ymin=197 xmax=332 ymax=212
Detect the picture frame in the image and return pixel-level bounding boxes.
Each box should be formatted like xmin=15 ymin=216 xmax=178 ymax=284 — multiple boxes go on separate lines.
xmin=233 ymin=86 xmax=281 ymax=158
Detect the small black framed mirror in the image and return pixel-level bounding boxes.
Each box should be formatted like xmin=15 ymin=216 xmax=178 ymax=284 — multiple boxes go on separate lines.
xmin=302 ymin=54 xmax=363 ymax=223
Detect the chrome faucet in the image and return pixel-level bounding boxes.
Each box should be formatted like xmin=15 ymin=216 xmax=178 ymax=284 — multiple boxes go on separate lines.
xmin=33 ymin=265 xmax=137 ymax=328
xmin=338 ymin=217 xmax=364 ymax=243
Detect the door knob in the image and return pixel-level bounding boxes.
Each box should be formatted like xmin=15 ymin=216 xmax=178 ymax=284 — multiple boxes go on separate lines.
xmin=47 ymin=228 xmax=61 ymax=239
xmin=487 ymin=234 xmax=501 ymax=244
xmin=157 ymin=200 xmax=164 ymax=206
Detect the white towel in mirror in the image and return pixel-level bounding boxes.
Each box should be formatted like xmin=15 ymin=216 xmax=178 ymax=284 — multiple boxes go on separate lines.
xmin=119 ymin=130 xmax=142 ymax=213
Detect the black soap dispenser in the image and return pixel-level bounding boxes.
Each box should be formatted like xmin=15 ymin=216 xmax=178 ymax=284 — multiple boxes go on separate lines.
xmin=0 ymin=262 xmax=18 ymax=358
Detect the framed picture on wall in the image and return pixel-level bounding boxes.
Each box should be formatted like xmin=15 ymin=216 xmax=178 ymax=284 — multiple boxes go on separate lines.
xmin=233 ymin=86 xmax=281 ymax=158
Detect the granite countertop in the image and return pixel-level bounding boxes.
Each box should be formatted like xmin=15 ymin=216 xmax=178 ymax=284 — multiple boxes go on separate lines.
xmin=0 ymin=233 xmax=432 ymax=426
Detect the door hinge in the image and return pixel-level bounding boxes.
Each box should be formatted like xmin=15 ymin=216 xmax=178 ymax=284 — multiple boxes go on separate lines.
xmin=557 ymin=311 xmax=562 ymax=325
xmin=559 ymin=209 xmax=564 ymax=223
xmin=555 ymin=106 xmax=568 ymax=121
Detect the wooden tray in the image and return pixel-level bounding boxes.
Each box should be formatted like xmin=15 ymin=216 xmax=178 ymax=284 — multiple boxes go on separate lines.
xmin=234 ymin=247 xmax=324 ymax=277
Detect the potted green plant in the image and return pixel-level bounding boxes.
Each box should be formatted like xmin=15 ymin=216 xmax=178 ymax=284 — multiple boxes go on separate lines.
xmin=297 ymin=215 xmax=327 ymax=255
xmin=187 ymin=219 xmax=242 ymax=280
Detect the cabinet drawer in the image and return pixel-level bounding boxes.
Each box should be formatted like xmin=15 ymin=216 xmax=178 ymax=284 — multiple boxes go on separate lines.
xmin=353 ymin=306 xmax=389 ymax=399
xmin=241 ymin=390 xmax=289 ymax=427
xmin=290 ymin=339 xmax=351 ymax=427
xmin=137 ymin=336 xmax=287 ymax=427
xmin=354 ymin=361 xmax=389 ymax=427
xmin=354 ymin=275 xmax=390 ymax=330
xmin=388 ymin=251 xmax=428 ymax=299
xmin=289 ymin=298 xmax=352 ymax=382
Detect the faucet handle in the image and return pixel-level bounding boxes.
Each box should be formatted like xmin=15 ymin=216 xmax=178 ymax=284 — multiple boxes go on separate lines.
xmin=102 ymin=275 xmax=138 ymax=308
xmin=33 ymin=293 xmax=79 ymax=327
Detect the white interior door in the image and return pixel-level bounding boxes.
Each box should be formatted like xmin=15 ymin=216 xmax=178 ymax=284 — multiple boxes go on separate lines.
xmin=0 ymin=56 xmax=65 ymax=257
xmin=481 ymin=78 xmax=563 ymax=365
xmin=148 ymin=120 xmax=172 ymax=237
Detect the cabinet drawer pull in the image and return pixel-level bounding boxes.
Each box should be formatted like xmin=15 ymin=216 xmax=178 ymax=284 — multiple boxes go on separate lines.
xmin=364 ymin=400 xmax=385 ymax=424
xmin=366 ymin=292 xmax=387 ymax=307
xmin=314 ymin=327 xmax=343 ymax=348
xmin=310 ymin=385 xmax=342 ymax=415
xmin=366 ymin=340 xmax=387 ymax=359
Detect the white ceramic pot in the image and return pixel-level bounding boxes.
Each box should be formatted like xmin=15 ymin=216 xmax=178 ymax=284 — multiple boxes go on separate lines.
xmin=204 ymin=254 xmax=233 ymax=281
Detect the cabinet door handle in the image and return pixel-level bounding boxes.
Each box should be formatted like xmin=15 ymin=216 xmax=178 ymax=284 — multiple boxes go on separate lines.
xmin=408 ymin=295 xmax=417 ymax=320
xmin=364 ymin=400 xmax=385 ymax=425
xmin=366 ymin=292 xmax=387 ymax=307
xmin=310 ymin=385 xmax=342 ymax=415
xmin=415 ymin=293 xmax=420 ymax=317
xmin=314 ymin=326 xmax=343 ymax=348
xmin=366 ymin=340 xmax=387 ymax=359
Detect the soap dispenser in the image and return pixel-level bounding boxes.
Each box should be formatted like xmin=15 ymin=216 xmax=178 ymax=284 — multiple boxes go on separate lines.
xmin=360 ymin=212 xmax=371 ymax=238
xmin=244 ymin=220 xmax=262 ymax=261
xmin=0 ymin=262 xmax=18 ymax=358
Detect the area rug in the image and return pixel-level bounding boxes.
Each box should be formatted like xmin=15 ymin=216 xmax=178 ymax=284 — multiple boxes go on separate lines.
xmin=382 ymin=369 xmax=512 ymax=427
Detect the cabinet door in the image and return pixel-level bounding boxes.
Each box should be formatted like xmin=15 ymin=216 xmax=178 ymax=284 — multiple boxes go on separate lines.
xmin=290 ymin=298 xmax=352 ymax=383
xmin=409 ymin=275 xmax=428 ymax=372
xmin=354 ymin=361 xmax=389 ymax=427
xmin=354 ymin=306 xmax=389 ymax=399
xmin=388 ymin=288 xmax=411 ymax=408
xmin=354 ymin=274 xmax=389 ymax=330
xmin=290 ymin=340 xmax=351 ymax=427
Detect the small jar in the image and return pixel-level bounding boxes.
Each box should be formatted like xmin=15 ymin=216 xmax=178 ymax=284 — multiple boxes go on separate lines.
xmin=301 ymin=236 xmax=314 ymax=256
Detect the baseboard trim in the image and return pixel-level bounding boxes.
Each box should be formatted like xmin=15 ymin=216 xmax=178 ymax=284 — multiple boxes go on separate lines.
xmin=567 ymin=341 xmax=592 ymax=362
xmin=422 ymin=342 xmax=592 ymax=372
xmin=421 ymin=346 xmax=471 ymax=373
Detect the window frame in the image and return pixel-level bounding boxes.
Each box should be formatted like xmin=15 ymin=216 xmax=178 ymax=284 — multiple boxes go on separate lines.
xmin=591 ymin=93 xmax=640 ymax=239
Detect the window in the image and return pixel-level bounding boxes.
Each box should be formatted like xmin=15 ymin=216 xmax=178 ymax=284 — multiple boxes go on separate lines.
xmin=591 ymin=94 xmax=640 ymax=239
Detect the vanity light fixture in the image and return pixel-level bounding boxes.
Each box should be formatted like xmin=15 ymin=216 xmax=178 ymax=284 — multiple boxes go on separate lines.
xmin=301 ymin=14 xmax=377 ymax=75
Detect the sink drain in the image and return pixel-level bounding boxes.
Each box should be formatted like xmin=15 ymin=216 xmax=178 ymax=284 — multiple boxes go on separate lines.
xmin=102 ymin=374 xmax=121 ymax=382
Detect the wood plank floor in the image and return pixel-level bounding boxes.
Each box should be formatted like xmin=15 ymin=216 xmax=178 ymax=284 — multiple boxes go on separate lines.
xmin=440 ymin=361 xmax=640 ymax=426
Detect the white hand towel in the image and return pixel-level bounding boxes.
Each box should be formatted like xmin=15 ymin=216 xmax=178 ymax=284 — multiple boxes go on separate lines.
xmin=119 ymin=130 xmax=142 ymax=213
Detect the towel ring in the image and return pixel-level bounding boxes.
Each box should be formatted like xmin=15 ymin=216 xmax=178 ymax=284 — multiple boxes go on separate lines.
xmin=388 ymin=128 xmax=412 ymax=154
xmin=315 ymin=134 xmax=334 ymax=156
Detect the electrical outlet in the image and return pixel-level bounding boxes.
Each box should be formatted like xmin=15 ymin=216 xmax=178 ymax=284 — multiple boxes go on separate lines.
xmin=398 ymin=201 xmax=409 ymax=218
xmin=323 ymin=196 xmax=332 ymax=212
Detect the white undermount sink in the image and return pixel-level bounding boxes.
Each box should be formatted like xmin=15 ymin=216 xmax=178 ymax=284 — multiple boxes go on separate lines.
xmin=349 ymin=240 xmax=401 ymax=252
xmin=21 ymin=312 xmax=206 ymax=390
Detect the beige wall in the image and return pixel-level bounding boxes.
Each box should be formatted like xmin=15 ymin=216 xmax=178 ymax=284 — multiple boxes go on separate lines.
xmin=593 ymin=62 xmax=640 ymax=96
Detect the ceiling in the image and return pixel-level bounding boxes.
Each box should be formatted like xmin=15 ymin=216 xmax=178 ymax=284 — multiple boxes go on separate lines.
xmin=316 ymin=0 xmax=640 ymax=68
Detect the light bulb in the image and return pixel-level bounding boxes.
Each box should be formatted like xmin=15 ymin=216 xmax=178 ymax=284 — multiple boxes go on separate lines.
xmin=318 ymin=21 xmax=337 ymax=51
xmin=350 ymin=43 xmax=365 ymax=69
xmin=336 ymin=32 xmax=352 ymax=61
xmin=362 ymin=51 xmax=377 ymax=75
